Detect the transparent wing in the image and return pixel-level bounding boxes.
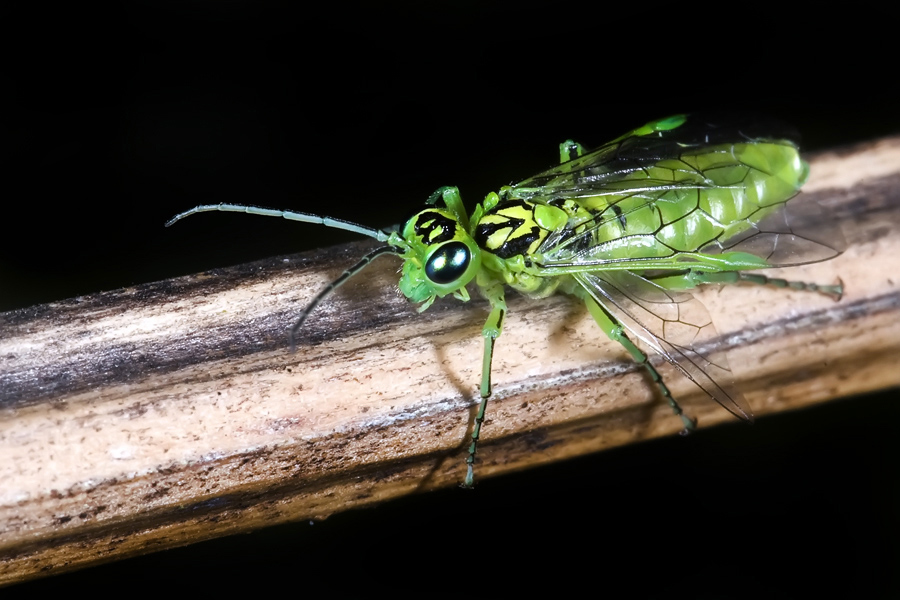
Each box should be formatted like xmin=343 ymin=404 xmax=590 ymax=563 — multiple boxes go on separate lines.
xmin=574 ymin=269 xmax=753 ymax=421
xmin=514 ymin=113 xmax=799 ymax=197
xmin=512 ymin=113 xmax=843 ymax=269
xmin=712 ymin=190 xmax=847 ymax=266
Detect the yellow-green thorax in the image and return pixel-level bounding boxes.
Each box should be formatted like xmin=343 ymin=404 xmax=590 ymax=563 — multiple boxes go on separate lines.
xmin=472 ymin=195 xmax=589 ymax=299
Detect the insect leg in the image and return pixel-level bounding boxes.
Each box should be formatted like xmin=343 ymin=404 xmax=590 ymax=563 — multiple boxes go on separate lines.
xmin=559 ymin=139 xmax=587 ymax=163
xmin=463 ymin=285 xmax=507 ymax=489
xmin=584 ymin=297 xmax=697 ymax=433
xmin=426 ymin=187 xmax=469 ymax=230
xmin=732 ymin=273 xmax=843 ymax=301
xmin=651 ymin=271 xmax=843 ymax=301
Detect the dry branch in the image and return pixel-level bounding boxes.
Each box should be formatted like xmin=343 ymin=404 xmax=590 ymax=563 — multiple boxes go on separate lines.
xmin=1 ymin=136 xmax=899 ymax=584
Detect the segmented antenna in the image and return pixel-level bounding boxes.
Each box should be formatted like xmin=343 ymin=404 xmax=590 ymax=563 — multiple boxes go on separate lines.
xmin=165 ymin=203 xmax=391 ymax=242
xmin=290 ymin=245 xmax=401 ymax=349
xmin=166 ymin=203 xmax=404 ymax=347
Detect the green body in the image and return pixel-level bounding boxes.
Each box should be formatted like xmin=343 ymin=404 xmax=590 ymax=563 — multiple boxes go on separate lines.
xmin=167 ymin=114 xmax=843 ymax=488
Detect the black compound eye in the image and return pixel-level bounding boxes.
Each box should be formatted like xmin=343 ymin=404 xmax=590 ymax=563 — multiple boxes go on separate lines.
xmin=425 ymin=241 xmax=471 ymax=285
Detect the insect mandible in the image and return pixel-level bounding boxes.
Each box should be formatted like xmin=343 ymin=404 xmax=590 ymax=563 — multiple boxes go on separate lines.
xmin=167 ymin=114 xmax=844 ymax=488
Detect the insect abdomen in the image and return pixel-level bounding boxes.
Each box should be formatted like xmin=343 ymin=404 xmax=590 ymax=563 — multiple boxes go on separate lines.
xmin=576 ymin=141 xmax=808 ymax=257
xmin=663 ymin=142 xmax=808 ymax=251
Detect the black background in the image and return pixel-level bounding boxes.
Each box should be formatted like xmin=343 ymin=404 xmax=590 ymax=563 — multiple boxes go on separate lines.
xmin=4 ymin=3 xmax=899 ymax=597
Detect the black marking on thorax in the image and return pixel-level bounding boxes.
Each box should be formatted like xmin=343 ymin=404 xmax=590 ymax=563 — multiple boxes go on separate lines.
xmin=474 ymin=199 xmax=542 ymax=259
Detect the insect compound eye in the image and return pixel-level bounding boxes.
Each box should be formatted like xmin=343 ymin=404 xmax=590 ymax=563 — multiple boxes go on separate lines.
xmin=424 ymin=241 xmax=471 ymax=285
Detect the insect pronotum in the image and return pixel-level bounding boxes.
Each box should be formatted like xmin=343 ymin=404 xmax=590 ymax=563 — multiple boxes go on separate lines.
xmin=167 ymin=114 xmax=844 ymax=488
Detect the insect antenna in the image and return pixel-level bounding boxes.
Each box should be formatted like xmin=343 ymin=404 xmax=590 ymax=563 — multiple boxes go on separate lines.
xmin=165 ymin=203 xmax=391 ymax=242
xmin=289 ymin=245 xmax=402 ymax=350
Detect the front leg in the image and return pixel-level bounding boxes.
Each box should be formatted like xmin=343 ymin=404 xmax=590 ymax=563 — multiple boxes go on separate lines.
xmin=463 ymin=284 xmax=507 ymax=489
